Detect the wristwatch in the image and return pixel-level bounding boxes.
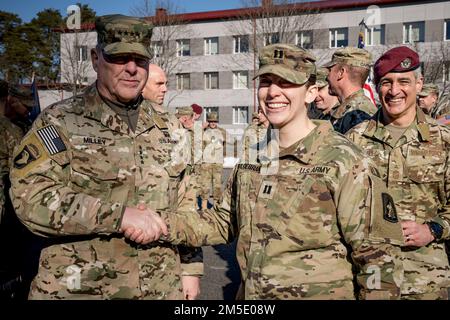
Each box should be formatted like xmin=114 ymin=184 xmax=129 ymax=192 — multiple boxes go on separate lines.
xmin=426 ymin=221 xmax=444 ymax=241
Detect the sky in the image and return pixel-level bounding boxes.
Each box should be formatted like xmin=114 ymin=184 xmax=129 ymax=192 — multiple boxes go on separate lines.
xmin=0 ymin=0 xmax=245 ymax=22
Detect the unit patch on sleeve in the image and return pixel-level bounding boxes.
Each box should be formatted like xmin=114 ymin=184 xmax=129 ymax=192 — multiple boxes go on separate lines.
xmin=37 ymin=125 xmax=67 ymax=155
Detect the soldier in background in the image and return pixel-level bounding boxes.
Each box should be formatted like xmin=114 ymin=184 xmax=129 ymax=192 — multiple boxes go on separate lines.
xmin=347 ymin=46 xmax=450 ymax=299
xmin=9 ymin=14 xmax=199 ymax=300
xmin=241 ymin=107 xmax=269 ymax=163
xmin=417 ymin=83 xmax=440 ymax=118
xmin=308 ymin=67 xmax=339 ymax=121
xmin=143 ymin=67 xmax=203 ymax=300
xmin=135 ymin=44 xmax=404 ymax=299
xmin=324 ymin=47 xmax=377 ymax=133
xmin=199 ymin=111 xmax=226 ymax=209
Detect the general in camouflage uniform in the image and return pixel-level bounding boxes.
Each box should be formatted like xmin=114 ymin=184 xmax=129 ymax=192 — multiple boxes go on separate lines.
xmin=9 ymin=15 xmax=199 ymax=300
xmin=199 ymin=111 xmax=227 ymax=208
xmin=324 ymin=47 xmax=377 ymax=134
xmin=347 ymin=46 xmax=450 ymax=299
xmin=154 ymin=44 xmax=404 ymax=300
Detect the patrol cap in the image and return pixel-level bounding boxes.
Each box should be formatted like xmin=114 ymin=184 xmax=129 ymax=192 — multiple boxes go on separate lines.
xmin=95 ymin=14 xmax=153 ymax=59
xmin=253 ymin=43 xmax=316 ymax=85
xmin=316 ymin=67 xmax=329 ymax=88
xmin=191 ymin=103 xmax=203 ymax=115
xmin=373 ymin=46 xmax=420 ymax=85
xmin=323 ymin=47 xmax=372 ymax=69
xmin=8 ymin=85 xmax=34 ymax=108
xmin=206 ymin=111 xmax=219 ymax=122
xmin=417 ymin=83 xmax=439 ymax=97
xmin=252 ymin=112 xmax=259 ymax=120
xmin=176 ymin=106 xmax=194 ymax=117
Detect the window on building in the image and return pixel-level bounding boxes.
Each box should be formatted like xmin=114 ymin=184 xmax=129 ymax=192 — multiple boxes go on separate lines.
xmin=329 ymin=28 xmax=348 ymax=48
xmin=264 ymin=33 xmax=279 ymax=46
xmin=75 ymin=45 xmax=88 ymax=62
xmin=403 ymin=21 xmax=425 ymax=44
xmin=204 ymin=37 xmax=219 ymax=55
xmin=152 ymin=41 xmax=163 ymax=58
xmin=296 ymin=31 xmax=313 ymax=49
xmin=445 ymin=20 xmax=450 ymax=41
xmin=204 ymin=107 xmax=219 ymax=122
xmin=365 ymin=25 xmax=385 ymax=46
xmin=233 ymin=71 xmax=248 ymax=89
xmin=176 ymin=39 xmax=190 ymax=57
xmin=444 ymin=61 xmax=450 ymax=82
xmin=233 ymin=106 xmax=248 ymax=124
xmin=204 ymin=72 xmax=219 ymax=89
xmin=176 ymin=73 xmax=190 ymax=90
xmin=233 ymin=35 xmax=249 ymax=54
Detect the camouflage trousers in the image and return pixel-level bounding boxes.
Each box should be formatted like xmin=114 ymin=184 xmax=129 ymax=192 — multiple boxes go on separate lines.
xmin=197 ymin=163 xmax=223 ymax=204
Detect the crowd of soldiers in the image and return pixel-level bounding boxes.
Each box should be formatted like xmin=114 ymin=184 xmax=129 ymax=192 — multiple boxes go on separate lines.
xmin=0 ymin=13 xmax=449 ymax=300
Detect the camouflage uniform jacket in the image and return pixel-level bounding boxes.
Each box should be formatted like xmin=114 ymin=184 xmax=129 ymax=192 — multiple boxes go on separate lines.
xmin=161 ymin=120 xmax=403 ymax=299
xmin=346 ymin=107 xmax=450 ymax=298
xmin=241 ymin=123 xmax=268 ymax=163
xmin=9 ymin=84 xmax=199 ymax=299
xmin=0 ymin=115 xmax=23 ymax=223
xmin=202 ymin=126 xmax=227 ymax=164
xmin=330 ymin=89 xmax=377 ymax=134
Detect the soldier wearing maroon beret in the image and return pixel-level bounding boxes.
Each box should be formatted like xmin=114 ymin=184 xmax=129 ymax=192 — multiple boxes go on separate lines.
xmin=347 ymin=46 xmax=450 ymax=299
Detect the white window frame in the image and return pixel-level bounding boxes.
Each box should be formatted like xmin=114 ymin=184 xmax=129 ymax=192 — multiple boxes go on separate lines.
xmin=204 ymin=72 xmax=219 ymax=89
xmin=176 ymin=73 xmax=190 ymax=90
xmin=203 ymin=107 xmax=219 ymax=122
xmin=295 ymin=31 xmax=312 ymax=49
xmin=152 ymin=41 xmax=163 ymax=58
xmin=445 ymin=20 xmax=450 ymax=41
xmin=264 ymin=33 xmax=279 ymax=46
xmin=233 ymin=71 xmax=248 ymax=89
xmin=233 ymin=35 xmax=249 ymax=54
xmin=329 ymin=28 xmax=348 ymax=48
xmin=75 ymin=45 xmax=88 ymax=62
xmin=204 ymin=37 xmax=218 ymax=55
xmin=364 ymin=25 xmax=385 ymax=46
xmin=232 ymin=106 xmax=248 ymax=125
xmin=403 ymin=21 xmax=425 ymax=44
xmin=176 ymin=39 xmax=190 ymax=57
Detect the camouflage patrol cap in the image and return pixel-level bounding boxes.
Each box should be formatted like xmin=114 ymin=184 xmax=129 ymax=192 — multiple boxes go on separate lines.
xmin=254 ymin=43 xmax=316 ymax=85
xmin=207 ymin=111 xmax=219 ymax=122
xmin=252 ymin=112 xmax=259 ymax=120
xmin=95 ymin=14 xmax=153 ymax=59
xmin=323 ymin=47 xmax=372 ymax=69
xmin=316 ymin=67 xmax=329 ymax=88
xmin=418 ymin=83 xmax=439 ymax=97
xmin=176 ymin=106 xmax=194 ymax=117
xmin=8 ymin=85 xmax=34 ymax=107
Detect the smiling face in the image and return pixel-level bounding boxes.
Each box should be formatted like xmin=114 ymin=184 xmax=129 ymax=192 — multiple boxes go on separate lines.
xmin=315 ymin=85 xmax=339 ymax=113
xmin=258 ymin=73 xmax=317 ymax=129
xmin=91 ymin=48 xmax=149 ymax=103
xmin=378 ymin=70 xmax=422 ymax=122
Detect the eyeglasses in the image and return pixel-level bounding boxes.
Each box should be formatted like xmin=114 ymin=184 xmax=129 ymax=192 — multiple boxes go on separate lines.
xmin=102 ymin=51 xmax=149 ymax=69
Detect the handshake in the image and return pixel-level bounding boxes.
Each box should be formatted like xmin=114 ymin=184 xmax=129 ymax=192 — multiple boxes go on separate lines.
xmin=119 ymin=204 xmax=169 ymax=245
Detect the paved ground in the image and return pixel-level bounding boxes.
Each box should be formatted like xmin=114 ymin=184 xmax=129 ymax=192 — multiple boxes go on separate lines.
xmin=198 ymin=168 xmax=241 ymax=300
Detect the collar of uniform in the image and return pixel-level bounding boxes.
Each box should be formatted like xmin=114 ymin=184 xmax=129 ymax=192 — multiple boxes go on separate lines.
xmin=262 ymin=120 xmax=332 ymax=165
xmin=330 ymin=89 xmax=365 ymax=120
xmin=84 ymin=84 xmax=155 ymax=135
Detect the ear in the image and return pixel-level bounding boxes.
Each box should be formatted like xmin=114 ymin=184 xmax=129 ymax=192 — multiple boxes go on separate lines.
xmin=415 ymin=74 xmax=424 ymax=93
xmin=91 ymin=48 xmax=99 ymax=73
xmin=305 ymin=84 xmax=318 ymax=104
xmin=337 ymin=65 xmax=346 ymax=80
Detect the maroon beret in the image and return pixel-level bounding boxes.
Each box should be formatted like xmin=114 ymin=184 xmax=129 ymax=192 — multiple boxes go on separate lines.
xmin=191 ymin=103 xmax=203 ymax=114
xmin=373 ymin=46 xmax=420 ymax=85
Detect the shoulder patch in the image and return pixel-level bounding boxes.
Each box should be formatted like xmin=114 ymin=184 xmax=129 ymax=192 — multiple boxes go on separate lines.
xmin=37 ymin=125 xmax=67 ymax=155
xmin=14 ymin=144 xmax=40 ymax=169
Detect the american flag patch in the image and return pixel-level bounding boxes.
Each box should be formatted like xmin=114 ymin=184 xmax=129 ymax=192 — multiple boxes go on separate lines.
xmin=37 ymin=125 xmax=67 ymax=155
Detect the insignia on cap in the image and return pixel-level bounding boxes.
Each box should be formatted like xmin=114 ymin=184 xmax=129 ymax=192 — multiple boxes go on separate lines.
xmin=273 ymin=49 xmax=284 ymax=60
xmin=400 ymin=58 xmax=411 ymax=69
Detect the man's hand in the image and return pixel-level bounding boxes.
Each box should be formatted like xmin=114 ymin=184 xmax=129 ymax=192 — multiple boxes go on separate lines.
xmin=120 ymin=206 xmax=168 ymax=244
xmin=401 ymin=220 xmax=434 ymax=247
xmin=181 ymin=275 xmax=201 ymax=300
